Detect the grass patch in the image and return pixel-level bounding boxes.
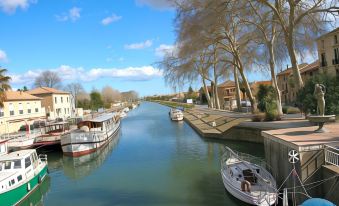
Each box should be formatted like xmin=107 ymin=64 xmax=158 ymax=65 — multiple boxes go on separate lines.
xmin=151 ymin=100 xmax=195 ymax=109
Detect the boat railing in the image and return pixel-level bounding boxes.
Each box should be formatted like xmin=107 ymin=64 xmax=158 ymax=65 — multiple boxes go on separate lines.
xmin=39 ymin=154 xmax=48 ymax=162
xmin=324 ymin=144 xmax=339 ymax=167
xmin=0 ymin=130 xmax=42 ymax=141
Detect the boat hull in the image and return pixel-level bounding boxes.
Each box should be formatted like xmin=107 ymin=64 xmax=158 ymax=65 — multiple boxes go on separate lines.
xmin=0 ymin=165 xmax=48 ymax=206
xmin=61 ymin=121 xmax=120 ymax=157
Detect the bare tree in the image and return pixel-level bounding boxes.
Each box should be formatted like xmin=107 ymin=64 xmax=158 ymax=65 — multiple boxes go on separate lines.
xmin=64 ymin=83 xmax=84 ymax=108
xmin=101 ymin=86 xmax=121 ymax=104
xmin=121 ymin=91 xmax=139 ymax=102
xmin=34 ymin=71 xmax=62 ymax=89
xmin=258 ymin=0 xmax=339 ymax=89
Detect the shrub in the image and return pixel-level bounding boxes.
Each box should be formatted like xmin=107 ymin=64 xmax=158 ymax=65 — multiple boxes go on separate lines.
xmin=256 ymin=84 xmax=280 ymax=121
xmin=286 ymin=107 xmax=300 ymax=114
xmin=252 ymin=112 xmax=266 ymax=122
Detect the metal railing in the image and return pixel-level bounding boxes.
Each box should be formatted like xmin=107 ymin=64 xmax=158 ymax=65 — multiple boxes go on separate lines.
xmin=324 ymin=145 xmax=339 ymax=167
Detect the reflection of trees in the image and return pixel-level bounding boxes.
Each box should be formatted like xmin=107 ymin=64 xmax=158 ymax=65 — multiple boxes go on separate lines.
xmin=62 ymin=133 xmax=120 ymax=180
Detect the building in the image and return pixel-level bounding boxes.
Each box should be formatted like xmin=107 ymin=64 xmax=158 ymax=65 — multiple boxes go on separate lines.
xmin=199 ymin=80 xmax=271 ymax=109
xmin=277 ymin=62 xmax=319 ymax=104
xmin=317 ymin=28 xmax=339 ymax=76
xmin=27 ymin=87 xmax=73 ymax=120
xmin=0 ymin=91 xmax=46 ymax=134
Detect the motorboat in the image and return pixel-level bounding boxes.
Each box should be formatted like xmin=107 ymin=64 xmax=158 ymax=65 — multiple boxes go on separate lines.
xmin=169 ymin=108 xmax=184 ymax=121
xmin=0 ymin=149 xmax=48 ymax=206
xmin=61 ymin=113 xmax=120 ymax=157
xmin=221 ymin=147 xmax=277 ymax=206
xmin=34 ymin=122 xmax=74 ymax=148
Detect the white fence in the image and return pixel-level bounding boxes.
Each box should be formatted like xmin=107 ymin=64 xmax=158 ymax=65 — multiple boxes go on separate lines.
xmin=324 ymin=145 xmax=339 ymax=167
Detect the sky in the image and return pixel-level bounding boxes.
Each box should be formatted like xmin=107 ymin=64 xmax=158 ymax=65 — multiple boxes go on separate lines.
xmin=0 ymin=0 xmax=179 ymax=96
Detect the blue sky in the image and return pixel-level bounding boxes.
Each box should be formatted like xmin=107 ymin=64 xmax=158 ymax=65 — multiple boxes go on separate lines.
xmin=0 ymin=0 xmax=180 ymax=96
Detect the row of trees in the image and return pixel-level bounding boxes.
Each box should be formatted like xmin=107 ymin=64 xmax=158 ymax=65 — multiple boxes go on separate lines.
xmin=159 ymin=0 xmax=338 ymax=114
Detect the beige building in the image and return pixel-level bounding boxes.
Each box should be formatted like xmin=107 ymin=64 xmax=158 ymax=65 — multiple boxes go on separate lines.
xmin=27 ymin=87 xmax=73 ymax=120
xmin=317 ymin=27 xmax=339 ymax=76
xmin=0 ymin=91 xmax=46 ymax=135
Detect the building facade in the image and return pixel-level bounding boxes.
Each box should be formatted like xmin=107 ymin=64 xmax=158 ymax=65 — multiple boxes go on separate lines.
xmin=27 ymin=87 xmax=73 ymax=120
xmin=317 ymin=28 xmax=339 ymax=76
xmin=0 ymin=91 xmax=46 ymax=135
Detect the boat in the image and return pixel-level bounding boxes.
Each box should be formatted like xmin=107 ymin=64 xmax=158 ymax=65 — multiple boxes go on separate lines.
xmin=169 ymin=108 xmax=184 ymax=121
xmin=122 ymin=107 xmax=130 ymax=113
xmin=0 ymin=149 xmax=48 ymax=206
xmin=34 ymin=122 xmax=74 ymax=148
xmin=132 ymin=104 xmax=137 ymax=109
xmin=221 ymin=147 xmax=277 ymax=206
xmin=118 ymin=111 xmax=127 ymax=119
xmin=2 ymin=130 xmax=42 ymax=151
xmin=0 ymin=140 xmax=8 ymax=156
xmin=61 ymin=113 xmax=121 ymax=157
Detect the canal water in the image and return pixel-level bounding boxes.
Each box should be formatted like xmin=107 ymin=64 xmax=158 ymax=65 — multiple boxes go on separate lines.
xmin=21 ymin=102 xmax=264 ymax=206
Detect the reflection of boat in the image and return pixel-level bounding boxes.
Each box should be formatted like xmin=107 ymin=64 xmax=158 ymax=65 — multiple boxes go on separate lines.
xmin=34 ymin=122 xmax=75 ymax=148
xmin=0 ymin=149 xmax=48 ymax=206
xmin=221 ymin=147 xmax=277 ymax=206
xmin=62 ymin=134 xmax=120 ymax=179
xmin=18 ymin=175 xmax=51 ymax=206
xmin=61 ymin=113 xmax=120 ymax=157
xmin=169 ymin=108 xmax=184 ymax=121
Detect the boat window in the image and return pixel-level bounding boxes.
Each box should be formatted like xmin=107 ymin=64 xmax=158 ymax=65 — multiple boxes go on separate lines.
xmin=13 ymin=160 xmax=21 ymax=169
xmin=11 ymin=179 xmax=15 ymax=185
xmin=17 ymin=175 xmax=22 ymax=182
xmin=4 ymin=161 xmax=11 ymax=170
xmin=25 ymin=157 xmax=31 ymax=168
xmin=9 ymin=181 xmax=11 ymax=186
xmin=32 ymin=153 xmax=38 ymax=163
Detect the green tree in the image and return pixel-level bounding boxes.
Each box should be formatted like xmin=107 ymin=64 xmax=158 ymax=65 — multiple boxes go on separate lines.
xmin=90 ymin=91 xmax=104 ymax=111
xmin=296 ymin=74 xmax=339 ymax=115
xmin=0 ymin=68 xmax=11 ymax=107
xmin=256 ymin=84 xmax=279 ymax=121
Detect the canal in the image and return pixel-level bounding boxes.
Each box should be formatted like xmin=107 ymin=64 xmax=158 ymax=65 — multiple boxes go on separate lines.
xmin=21 ymin=102 xmax=264 ymax=206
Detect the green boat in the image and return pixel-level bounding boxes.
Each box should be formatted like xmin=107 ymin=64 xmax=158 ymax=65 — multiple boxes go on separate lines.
xmin=0 ymin=149 xmax=48 ymax=206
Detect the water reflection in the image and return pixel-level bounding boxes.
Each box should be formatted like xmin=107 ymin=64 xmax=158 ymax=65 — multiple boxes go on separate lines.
xmin=19 ymin=176 xmax=51 ymax=206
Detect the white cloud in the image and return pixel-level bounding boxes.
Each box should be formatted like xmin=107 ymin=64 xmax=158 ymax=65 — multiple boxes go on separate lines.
xmin=101 ymin=13 xmax=122 ymax=25
xmin=135 ymin=0 xmax=173 ymax=10
xmin=155 ymin=44 xmax=177 ymax=57
xmin=0 ymin=49 xmax=8 ymax=62
xmin=9 ymin=65 xmax=162 ymax=85
xmin=0 ymin=0 xmax=36 ymax=14
xmin=124 ymin=40 xmax=153 ymax=50
xmin=56 ymin=7 xmax=81 ymax=22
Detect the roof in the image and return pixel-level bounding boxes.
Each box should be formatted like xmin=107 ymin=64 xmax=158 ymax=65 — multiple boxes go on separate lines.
xmin=317 ymin=27 xmax=339 ymax=40
xmin=218 ymin=80 xmax=236 ymax=88
xmin=300 ymin=60 xmax=319 ymax=74
xmin=27 ymin=87 xmax=69 ymax=95
xmin=0 ymin=149 xmax=35 ymax=161
xmin=251 ymin=81 xmax=272 ymax=86
xmin=90 ymin=113 xmax=117 ymax=123
xmin=277 ymin=63 xmax=308 ymax=76
xmin=5 ymin=91 xmax=42 ymax=101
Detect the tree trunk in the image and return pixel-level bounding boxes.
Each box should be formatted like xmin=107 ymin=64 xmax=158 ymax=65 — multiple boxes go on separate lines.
xmin=268 ymin=41 xmax=283 ymax=116
xmin=202 ymin=77 xmax=212 ymax=108
xmin=236 ymin=63 xmax=257 ymax=113
xmin=210 ymin=82 xmax=215 ymax=108
xmin=286 ymin=34 xmax=304 ymax=89
xmin=234 ymin=65 xmax=241 ymax=112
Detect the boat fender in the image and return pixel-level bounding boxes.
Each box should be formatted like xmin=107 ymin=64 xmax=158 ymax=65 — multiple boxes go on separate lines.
xmin=27 ymin=183 xmax=31 ymax=191
xmin=38 ymin=175 xmax=42 ymax=183
xmin=241 ymin=180 xmax=251 ymax=192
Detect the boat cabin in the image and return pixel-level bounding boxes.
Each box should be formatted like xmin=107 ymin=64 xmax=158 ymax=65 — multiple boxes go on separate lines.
xmin=77 ymin=113 xmax=117 ymax=132
xmin=229 ymin=163 xmax=259 ymax=184
xmin=0 ymin=150 xmax=41 ymax=192
xmin=44 ymin=122 xmax=70 ymax=134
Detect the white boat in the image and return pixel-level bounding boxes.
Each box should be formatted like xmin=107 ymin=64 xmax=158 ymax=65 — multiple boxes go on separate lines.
xmin=221 ymin=147 xmax=277 ymax=206
xmin=0 ymin=149 xmax=48 ymax=206
xmin=34 ymin=122 xmax=74 ymax=148
xmin=61 ymin=113 xmax=120 ymax=157
xmin=0 ymin=140 xmax=8 ymax=156
xmin=132 ymin=104 xmax=137 ymax=109
xmin=122 ymin=107 xmax=130 ymax=113
xmin=2 ymin=130 xmax=42 ymax=151
xmin=118 ymin=111 xmax=127 ymax=119
xmin=169 ymin=108 xmax=184 ymax=121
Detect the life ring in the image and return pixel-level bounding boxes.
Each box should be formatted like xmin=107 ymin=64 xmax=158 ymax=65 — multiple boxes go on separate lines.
xmin=241 ymin=180 xmax=251 ymax=192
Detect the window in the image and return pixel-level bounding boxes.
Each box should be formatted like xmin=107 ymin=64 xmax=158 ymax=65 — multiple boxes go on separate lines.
xmin=335 ymin=35 xmax=338 ymax=44
xmin=19 ymin=103 xmax=23 ymax=115
xmin=334 ymin=48 xmax=339 ymax=65
xmin=35 ymin=108 xmax=39 ymax=113
xmin=9 ymin=103 xmax=14 ymax=116
xmin=17 ymin=175 xmax=22 ymax=182
xmin=55 ymin=97 xmax=57 ymax=104
xmin=13 ymin=160 xmax=21 ymax=169
xmin=4 ymin=161 xmax=11 ymax=170
xmin=61 ymin=97 xmax=63 ymax=103
xmin=64 ymin=108 xmax=66 ymax=114
xmin=67 ymin=108 xmax=69 ymax=114
xmin=25 ymin=157 xmax=31 ymax=168
xmin=0 ymin=107 xmax=3 ymax=117
xmin=27 ymin=103 xmax=31 ymax=114
xmin=321 ymin=53 xmax=327 ymax=67
xmin=67 ymin=97 xmax=69 ymax=102
xmin=10 ymin=179 xmax=15 ymax=185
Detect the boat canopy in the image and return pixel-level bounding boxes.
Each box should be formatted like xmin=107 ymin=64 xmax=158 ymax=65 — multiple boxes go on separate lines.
xmin=91 ymin=113 xmax=116 ymax=123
